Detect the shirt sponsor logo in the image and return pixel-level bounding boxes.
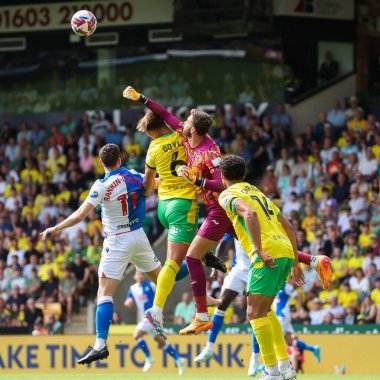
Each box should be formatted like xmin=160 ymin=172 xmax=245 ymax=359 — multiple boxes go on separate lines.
xmin=211 ymin=157 xmax=221 ymax=167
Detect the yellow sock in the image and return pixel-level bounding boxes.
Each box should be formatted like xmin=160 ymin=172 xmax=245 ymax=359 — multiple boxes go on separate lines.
xmin=251 ymin=317 xmax=277 ymax=367
xmin=153 ymin=260 xmax=180 ymax=309
xmin=268 ymin=310 xmax=289 ymax=361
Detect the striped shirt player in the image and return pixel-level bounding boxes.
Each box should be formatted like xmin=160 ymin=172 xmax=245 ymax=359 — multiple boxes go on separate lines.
xmin=41 ymin=144 xmax=162 ymax=365
xmin=125 ymin=272 xmax=185 ymax=374
xmin=86 ymin=167 xmax=161 ymax=280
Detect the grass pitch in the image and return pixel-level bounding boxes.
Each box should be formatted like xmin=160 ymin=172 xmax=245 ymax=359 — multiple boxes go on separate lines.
xmin=0 ymin=374 xmax=379 ymax=380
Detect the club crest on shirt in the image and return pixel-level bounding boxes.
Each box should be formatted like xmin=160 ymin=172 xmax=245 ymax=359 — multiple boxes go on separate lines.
xmin=90 ymin=191 xmax=98 ymax=198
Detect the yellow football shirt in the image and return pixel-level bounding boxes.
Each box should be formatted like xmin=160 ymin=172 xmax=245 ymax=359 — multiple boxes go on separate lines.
xmin=145 ymin=132 xmax=196 ymax=201
xmin=372 ymin=145 xmax=380 ymax=161
xmin=219 ymin=182 xmax=294 ymax=260
xmin=347 ymin=256 xmax=364 ymax=270
xmin=338 ymin=290 xmax=357 ymax=307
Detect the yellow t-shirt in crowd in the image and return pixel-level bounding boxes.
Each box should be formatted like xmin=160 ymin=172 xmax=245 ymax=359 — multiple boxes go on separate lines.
xmin=338 ymin=290 xmax=358 ymax=308
xmin=332 ymin=258 xmax=348 ymax=280
xmin=370 ymin=288 xmax=380 ymax=306
xmin=38 ymin=262 xmax=59 ymax=282
xmin=347 ymin=256 xmax=364 ymax=270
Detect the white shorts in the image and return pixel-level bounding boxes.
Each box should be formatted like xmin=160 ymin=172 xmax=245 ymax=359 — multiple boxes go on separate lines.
xmin=137 ymin=319 xmax=156 ymax=338
xmin=279 ymin=316 xmax=294 ymax=334
xmin=98 ymin=228 xmax=161 ymax=281
xmin=221 ymin=267 xmax=249 ymax=295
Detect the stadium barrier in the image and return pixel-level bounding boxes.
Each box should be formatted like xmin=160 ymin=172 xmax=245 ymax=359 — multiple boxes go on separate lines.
xmin=0 ymin=334 xmax=378 ymax=375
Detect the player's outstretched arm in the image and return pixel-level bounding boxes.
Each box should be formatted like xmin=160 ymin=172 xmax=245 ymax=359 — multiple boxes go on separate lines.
xmin=123 ymin=86 xmax=183 ymax=132
xmin=234 ymin=199 xmax=276 ymax=269
xmin=40 ymin=202 xmax=94 ymax=241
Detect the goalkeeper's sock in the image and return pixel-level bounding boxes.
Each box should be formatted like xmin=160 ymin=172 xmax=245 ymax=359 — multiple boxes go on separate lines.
xmin=185 ymin=256 xmax=208 ymax=315
xmin=175 ymin=261 xmax=189 ymax=282
xmin=252 ymin=331 xmax=260 ymax=354
xmin=268 ymin=311 xmax=289 ymax=361
xmin=162 ymin=342 xmax=180 ymax=361
xmin=94 ymin=296 xmax=113 ymax=350
xmin=294 ymin=339 xmax=315 ymax=352
xmin=137 ymin=338 xmax=151 ymax=358
xmin=153 ymin=260 xmax=180 ymax=311
xmin=206 ymin=308 xmax=225 ymax=351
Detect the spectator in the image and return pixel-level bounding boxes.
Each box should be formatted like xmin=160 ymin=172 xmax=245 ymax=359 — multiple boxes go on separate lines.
xmin=345 ymin=96 xmax=364 ymax=121
xmin=70 ymin=253 xmax=90 ymax=294
xmin=232 ymin=296 xmax=247 ymax=323
xmin=174 ymin=292 xmax=196 ymax=325
xmin=357 ymin=296 xmax=377 ymax=324
xmin=58 ymin=267 xmax=77 ymax=323
xmin=39 ymin=269 xmax=59 ymax=303
xmin=348 ymin=110 xmax=367 ymax=133
xmin=105 ymin=123 xmax=123 ymax=146
xmin=338 ymin=282 xmax=358 ymax=308
xmin=309 ymin=298 xmax=327 ymax=325
xmin=319 ymin=51 xmax=339 ymax=83
xmin=25 ymin=298 xmax=43 ymax=331
xmin=259 ymin=165 xmax=278 ymax=198
xmin=327 ymin=99 xmax=345 ymax=129
xmin=349 ymin=187 xmax=367 ymax=223
xmin=349 ymin=268 xmax=370 ymax=300
xmin=45 ymin=313 xmax=63 ymax=334
xmin=274 ymin=148 xmax=294 ymax=178
xmin=358 ymin=148 xmax=378 ymax=179
xmin=324 ymin=294 xmax=345 ymax=324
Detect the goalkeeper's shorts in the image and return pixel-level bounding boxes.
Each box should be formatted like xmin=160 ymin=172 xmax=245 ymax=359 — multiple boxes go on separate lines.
xmin=158 ymin=198 xmax=198 ymax=244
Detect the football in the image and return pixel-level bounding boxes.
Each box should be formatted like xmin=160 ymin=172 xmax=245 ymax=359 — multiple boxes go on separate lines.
xmin=71 ymin=10 xmax=97 ymax=37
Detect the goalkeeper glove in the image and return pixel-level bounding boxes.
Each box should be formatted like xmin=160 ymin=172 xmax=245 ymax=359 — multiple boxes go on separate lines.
xmin=122 ymin=86 xmax=147 ymax=104
xmin=176 ymin=165 xmax=205 ymax=187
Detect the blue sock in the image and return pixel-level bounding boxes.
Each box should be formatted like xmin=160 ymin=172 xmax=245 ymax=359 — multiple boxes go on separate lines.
xmin=175 ymin=261 xmax=189 ymax=282
xmin=96 ymin=296 xmax=114 ymax=340
xmin=252 ymin=331 xmax=260 ymax=354
xmin=163 ymin=342 xmax=180 ymax=361
xmin=295 ymin=339 xmax=315 ymax=352
xmin=208 ymin=309 xmax=225 ymax=344
xmin=137 ymin=338 xmax=151 ymax=358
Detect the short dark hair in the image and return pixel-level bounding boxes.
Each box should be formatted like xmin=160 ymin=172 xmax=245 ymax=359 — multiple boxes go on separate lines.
xmin=220 ymin=155 xmax=246 ymax=181
xmin=136 ymin=110 xmax=164 ymax=133
xmin=99 ymin=144 xmax=120 ymax=168
xmin=191 ymin=109 xmax=212 ymax=136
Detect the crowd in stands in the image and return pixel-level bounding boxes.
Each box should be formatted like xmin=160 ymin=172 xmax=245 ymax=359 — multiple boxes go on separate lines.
xmin=0 ymin=111 xmax=158 ymax=333
xmin=0 ymin=63 xmax=282 ymax=115
xmin=0 ymin=91 xmax=380 ymax=334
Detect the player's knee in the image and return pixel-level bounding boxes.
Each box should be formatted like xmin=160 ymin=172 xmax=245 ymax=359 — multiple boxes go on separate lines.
xmin=247 ymin=305 xmax=264 ymax=320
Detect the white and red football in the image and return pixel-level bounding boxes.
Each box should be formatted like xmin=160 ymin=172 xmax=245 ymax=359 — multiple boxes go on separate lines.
xmin=71 ymin=10 xmax=97 ymax=37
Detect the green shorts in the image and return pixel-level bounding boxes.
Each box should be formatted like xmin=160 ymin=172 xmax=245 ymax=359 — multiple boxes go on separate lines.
xmin=158 ymin=198 xmax=199 ymax=245
xmin=247 ymin=257 xmax=294 ymax=297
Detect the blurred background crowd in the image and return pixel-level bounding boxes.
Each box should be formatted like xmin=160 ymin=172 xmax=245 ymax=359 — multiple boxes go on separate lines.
xmin=0 ymin=89 xmax=380 ymax=335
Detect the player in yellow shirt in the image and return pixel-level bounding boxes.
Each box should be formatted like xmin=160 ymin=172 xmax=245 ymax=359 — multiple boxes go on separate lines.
xmin=219 ymin=155 xmax=303 ymax=380
xmin=135 ymin=111 xmax=225 ymax=337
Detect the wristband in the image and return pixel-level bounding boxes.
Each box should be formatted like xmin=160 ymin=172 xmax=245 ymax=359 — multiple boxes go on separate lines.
xmin=137 ymin=94 xmax=147 ymax=104
xmin=194 ymin=177 xmax=206 ymax=188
